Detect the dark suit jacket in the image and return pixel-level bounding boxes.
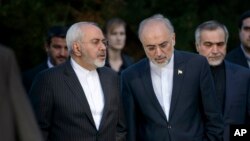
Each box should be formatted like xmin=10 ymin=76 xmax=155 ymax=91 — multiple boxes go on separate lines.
xmin=222 ymin=61 xmax=250 ymax=141
xmin=105 ymin=53 xmax=134 ymax=75
xmin=29 ymin=60 xmax=126 ymax=141
xmin=22 ymin=61 xmax=49 ymax=92
xmin=226 ymin=46 xmax=249 ymax=68
xmin=0 ymin=45 xmax=43 ymax=141
xmin=121 ymin=50 xmax=224 ymax=141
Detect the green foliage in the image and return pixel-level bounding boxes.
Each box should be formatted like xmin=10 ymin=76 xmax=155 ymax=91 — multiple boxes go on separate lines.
xmin=0 ymin=0 xmax=249 ymax=70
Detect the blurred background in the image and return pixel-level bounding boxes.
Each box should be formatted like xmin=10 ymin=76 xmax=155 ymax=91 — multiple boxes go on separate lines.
xmin=0 ymin=0 xmax=249 ymax=71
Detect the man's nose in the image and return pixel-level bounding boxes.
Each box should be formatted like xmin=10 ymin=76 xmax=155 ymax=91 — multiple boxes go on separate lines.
xmin=211 ymin=45 xmax=219 ymax=53
xmin=155 ymin=46 xmax=162 ymax=56
xmin=99 ymin=43 xmax=107 ymax=51
xmin=60 ymin=47 xmax=68 ymax=56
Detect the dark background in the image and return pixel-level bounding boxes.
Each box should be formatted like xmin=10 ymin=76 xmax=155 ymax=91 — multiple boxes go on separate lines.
xmin=0 ymin=0 xmax=249 ymax=71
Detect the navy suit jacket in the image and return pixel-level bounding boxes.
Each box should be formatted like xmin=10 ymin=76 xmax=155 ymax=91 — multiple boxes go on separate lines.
xmin=29 ymin=60 xmax=126 ymax=141
xmin=226 ymin=46 xmax=249 ymax=68
xmin=22 ymin=61 xmax=49 ymax=92
xmin=121 ymin=50 xmax=224 ymax=141
xmin=222 ymin=61 xmax=250 ymax=141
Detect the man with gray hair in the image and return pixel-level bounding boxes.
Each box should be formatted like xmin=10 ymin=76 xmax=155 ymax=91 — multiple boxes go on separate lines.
xmin=29 ymin=22 xmax=126 ymax=141
xmin=121 ymin=14 xmax=223 ymax=141
xmin=195 ymin=20 xmax=250 ymax=141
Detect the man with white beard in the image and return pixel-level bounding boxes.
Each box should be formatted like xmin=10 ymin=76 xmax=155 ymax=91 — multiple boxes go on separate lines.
xmin=121 ymin=14 xmax=223 ymax=141
xmin=29 ymin=22 xmax=126 ymax=141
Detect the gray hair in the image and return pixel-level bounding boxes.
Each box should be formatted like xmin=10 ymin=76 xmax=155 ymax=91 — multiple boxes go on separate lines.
xmin=138 ymin=14 xmax=175 ymax=40
xmin=66 ymin=22 xmax=98 ymax=53
xmin=195 ymin=20 xmax=229 ymax=45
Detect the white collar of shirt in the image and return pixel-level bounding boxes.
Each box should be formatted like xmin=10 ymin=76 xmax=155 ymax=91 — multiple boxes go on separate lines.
xmin=47 ymin=57 xmax=54 ymax=68
xmin=150 ymin=54 xmax=174 ymax=120
xmin=71 ymin=58 xmax=104 ymax=130
xmin=241 ymin=44 xmax=250 ymax=67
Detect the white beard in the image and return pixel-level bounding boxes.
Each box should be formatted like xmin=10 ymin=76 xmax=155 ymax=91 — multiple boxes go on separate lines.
xmin=94 ymin=59 xmax=105 ymax=68
xmin=208 ymin=59 xmax=223 ymax=66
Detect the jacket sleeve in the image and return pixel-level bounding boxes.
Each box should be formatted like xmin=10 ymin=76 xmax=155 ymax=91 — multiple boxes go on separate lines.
xmin=29 ymin=72 xmax=54 ymax=141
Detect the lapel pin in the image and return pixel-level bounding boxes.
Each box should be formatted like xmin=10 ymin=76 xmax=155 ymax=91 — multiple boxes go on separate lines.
xmin=178 ymin=69 xmax=183 ymax=75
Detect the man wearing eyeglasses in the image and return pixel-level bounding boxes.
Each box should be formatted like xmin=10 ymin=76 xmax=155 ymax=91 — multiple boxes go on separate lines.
xmin=121 ymin=14 xmax=223 ymax=141
xmin=29 ymin=22 xmax=126 ymax=141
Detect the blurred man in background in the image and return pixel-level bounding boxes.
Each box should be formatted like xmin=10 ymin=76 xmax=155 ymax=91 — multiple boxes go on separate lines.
xmin=104 ymin=18 xmax=134 ymax=75
xmin=22 ymin=25 xmax=69 ymax=92
xmin=226 ymin=10 xmax=250 ymax=68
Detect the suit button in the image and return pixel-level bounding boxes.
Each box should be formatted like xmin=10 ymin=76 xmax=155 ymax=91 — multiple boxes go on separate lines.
xmin=168 ymin=125 xmax=171 ymax=129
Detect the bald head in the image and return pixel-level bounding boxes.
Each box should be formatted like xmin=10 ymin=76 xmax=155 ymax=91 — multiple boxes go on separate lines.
xmin=138 ymin=14 xmax=175 ymax=41
xmin=138 ymin=14 xmax=176 ymax=67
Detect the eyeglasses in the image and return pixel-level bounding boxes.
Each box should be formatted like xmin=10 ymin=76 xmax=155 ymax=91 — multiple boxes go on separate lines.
xmin=145 ymin=41 xmax=170 ymax=52
xmin=81 ymin=39 xmax=108 ymax=47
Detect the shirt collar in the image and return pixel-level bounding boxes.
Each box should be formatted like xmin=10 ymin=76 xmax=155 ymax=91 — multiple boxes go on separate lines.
xmin=241 ymin=44 xmax=250 ymax=61
xmin=150 ymin=54 xmax=174 ymax=75
xmin=70 ymin=58 xmax=97 ymax=76
xmin=47 ymin=57 xmax=54 ymax=68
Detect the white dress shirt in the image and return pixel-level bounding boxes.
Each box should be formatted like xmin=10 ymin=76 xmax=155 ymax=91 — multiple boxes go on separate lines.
xmin=47 ymin=57 xmax=54 ymax=68
xmin=150 ymin=55 xmax=174 ymax=120
xmin=71 ymin=58 xmax=104 ymax=130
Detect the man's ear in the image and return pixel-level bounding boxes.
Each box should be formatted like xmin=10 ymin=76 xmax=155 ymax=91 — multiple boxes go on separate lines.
xmin=195 ymin=43 xmax=200 ymax=53
xmin=172 ymin=39 xmax=175 ymax=46
xmin=172 ymin=33 xmax=176 ymax=46
xmin=44 ymin=42 xmax=49 ymax=52
xmin=72 ymin=42 xmax=82 ymax=56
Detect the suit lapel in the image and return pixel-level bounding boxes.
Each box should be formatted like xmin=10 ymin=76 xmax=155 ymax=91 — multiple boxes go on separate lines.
xmin=63 ymin=61 xmax=96 ymax=127
xmin=169 ymin=51 xmax=185 ymax=120
xmin=140 ymin=59 xmax=168 ymax=121
xmin=236 ymin=46 xmax=249 ymax=68
xmin=223 ymin=61 xmax=235 ymax=119
xmin=96 ymin=68 xmax=111 ymax=130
